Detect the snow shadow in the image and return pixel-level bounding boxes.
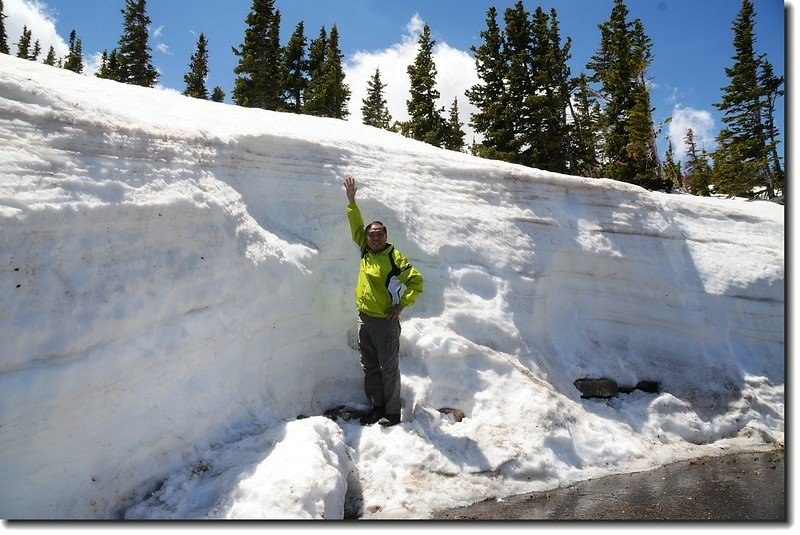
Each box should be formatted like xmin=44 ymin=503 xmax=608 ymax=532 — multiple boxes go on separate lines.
xmin=122 ymin=422 xmax=287 ymax=519
xmin=496 ymin=174 xmax=782 ymax=434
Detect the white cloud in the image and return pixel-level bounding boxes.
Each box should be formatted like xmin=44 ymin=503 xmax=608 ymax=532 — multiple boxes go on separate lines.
xmin=405 ymin=13 xmax=425 ymax=38
xmin=668 ymin=105 xmax=715 ymax=159
xmin=4 ymin=0 xmax=68 ymax=58
xmin=83 ymin=50 xmax=103 ymax=76
xmin=344 ymin=15 xmax=480 ymax=144
xmin=149 ymin=25 xmax=172 ymax=55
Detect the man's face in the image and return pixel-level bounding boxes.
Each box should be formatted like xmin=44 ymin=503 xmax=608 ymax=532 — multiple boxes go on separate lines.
xmin=366 ymin=226 xmax=387 ymax=253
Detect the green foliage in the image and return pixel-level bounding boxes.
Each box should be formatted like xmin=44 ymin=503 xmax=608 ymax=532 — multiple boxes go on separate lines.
xmin=501 ymin=1 xmax=533 ymax=163
xmin=282 ymin=22 xmax=308 ymax=112
xmin=64 ymin=30 xmax=83 ymax=73
xmin=183 ymin=33 xmax=209 ymax=99
xmin=13 ymin=23 xmax=41 ymax=61
xmin=759 ymin=59 xmax=785 ymax=193
xmin=528 ymin=7 xmax=573 ymax=173
xmin=96 ymin=49 xmax=119 ymax=80
xmin=570 ymin=73 xmax=601 ymax=177
xmin=467 ymin=3 xmax=576 ymax=171
xmin=211 ymin=86 xmax=225 ymax=103
xmin=16 ymin=25 xmax=31 ymax=59
xmin=587 ymin=0 xmax=664 ymax=189
xmin=712 ymin=0 xmax=783 ymax=199
xmin=30 ymin=39 xmax=41 ymax=61
xmin=116 ymin=0 xmax=159 ymax=87
xmin=361 ymin=68 xmax=393 ymax=130
xmin=682 ymin=129 xmax=711 ymax=196
xmin=304 ymin=24 xmax=350 ymax=118
xmin=401 ymin=23 xmax=447 ymax=146
xmin=663 ymin=140 xmax=683 ymax=191
xmin=232 ymin=0 xmax=283 ymax=110
xmin=43 ymin=45 xmax=56 ymax=66
xmin=466 ymin=7 xmax=515 ymax=162
xmin=0 ymin=0 xmax=9 ymax=54
xmin=444 ymin=97 xmax=466 ymax=151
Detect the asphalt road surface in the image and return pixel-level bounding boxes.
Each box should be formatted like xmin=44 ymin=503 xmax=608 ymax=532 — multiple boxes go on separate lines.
xmin=433 ymin=447 xmax=786 ymax=521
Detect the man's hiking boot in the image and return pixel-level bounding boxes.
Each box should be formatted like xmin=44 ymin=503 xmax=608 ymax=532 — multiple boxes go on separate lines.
xmin=378 ymin=414 xmax=401 ymax=427
xmin=359 ymin=405 xmax=385 ymax=425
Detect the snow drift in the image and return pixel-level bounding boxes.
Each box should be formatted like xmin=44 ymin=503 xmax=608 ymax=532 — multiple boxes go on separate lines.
xmin=0 ymin=54 xmax=784 ymax=519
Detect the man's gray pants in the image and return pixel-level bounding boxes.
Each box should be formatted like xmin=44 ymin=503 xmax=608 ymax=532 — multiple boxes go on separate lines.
xmin=358 ymin=312 xmax=401 ymax=415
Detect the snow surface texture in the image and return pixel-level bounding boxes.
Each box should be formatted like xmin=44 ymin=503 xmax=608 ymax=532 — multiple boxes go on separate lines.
xmin=0 ymin=55 xmax=784 ymax=519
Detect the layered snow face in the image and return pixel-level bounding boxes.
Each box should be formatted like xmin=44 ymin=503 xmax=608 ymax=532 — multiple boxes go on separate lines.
xmin=0 ymin=55 xmax=784 ymax=519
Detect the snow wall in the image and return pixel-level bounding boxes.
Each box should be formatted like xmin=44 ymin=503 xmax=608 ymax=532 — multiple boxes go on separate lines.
xmin=0 ymin=55 xmax=784 ymax=518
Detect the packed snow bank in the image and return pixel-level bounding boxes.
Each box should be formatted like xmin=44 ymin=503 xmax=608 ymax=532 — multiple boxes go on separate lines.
xmin=0 ymin=55 xmax=784 ymax=519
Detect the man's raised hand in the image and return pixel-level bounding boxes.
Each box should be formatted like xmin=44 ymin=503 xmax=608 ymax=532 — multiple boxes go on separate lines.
xmin=344 ymin=176 xmax=357 ymax=204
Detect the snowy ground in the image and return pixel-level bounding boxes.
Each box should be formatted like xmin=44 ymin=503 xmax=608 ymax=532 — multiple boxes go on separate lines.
xmin=0 ymin=54 xmax=784 ymax=520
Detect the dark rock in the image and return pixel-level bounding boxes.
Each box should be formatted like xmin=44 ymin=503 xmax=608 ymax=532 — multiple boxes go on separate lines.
xmin=574 ymin=378 xmax=618 ymax=398
xmin=323 ymin=405 xmax=367 ymax=422
xmin=438 ymin=407 xmax=466 ymax=422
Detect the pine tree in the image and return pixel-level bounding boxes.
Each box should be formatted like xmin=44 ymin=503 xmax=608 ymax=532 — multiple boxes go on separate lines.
xmin=31 ymin=39 xmax=42 ymax=60
xmin=759 ymin=59 xmax=785 ymax=193
xmin=282 ymin=21 xmax=307 ymax=112
xmin=97 ymin=49 xmax=120 ymax=80
xmin=211 ymin=86 xmax=225 ymax=102
xmin=712 ymin=0 xmax=782 ymax=199
xmin=303 ymin=26 xmax=327 ymax=113
xmin=304 ymin=24 xmax=349 ymax=118
xmin=116 ymin=0 xmax=159 ymax=87
xmin=466 ymin=7 xmax=515 ymax=162
xmin=44 ymin=45 xmax=56 ymax=65
xmin=626 ymin=73 xmax=662 ymax=188
xmin=0 ymin=0 xmax=9 ymax=55
xmin=232 ymin=0 xmax=283 ymax=110
xmin=683 ymin=129 xmax=711 ymax=196
xmin=587 ymin=0 xmax=662 ymax=188
xmin=401 ymin=23 xmax=447 ymax=146
xmin=663 ymin=139 xmax=683 ymax=191
xmin=629 ymin=19 xmax=666 ymax=189
xmin=64 ymin=30 xmax=83 ymax=73
xmin=570 ymin=72 xmax=601 ymax=177
xmin=501 ymin=2 xmax=534 ymax=164
xmin=323 ymin=25 xmax=351 ymax=118
xmin=444 ymin=97 xmax=466 ymax=151
xmin=526 ymin=6 xmax=573 ymax=173
xmin=361 ymin=68 xmax=393 ymax=129
xmin=16 ymin=25 xmax=31 ymax=59
xmin=183 ymin=32 xmax=209 ymax=99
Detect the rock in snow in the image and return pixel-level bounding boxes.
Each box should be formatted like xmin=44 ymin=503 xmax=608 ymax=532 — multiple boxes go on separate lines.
xmin=0 ymin=55 xmax=784 ymax=519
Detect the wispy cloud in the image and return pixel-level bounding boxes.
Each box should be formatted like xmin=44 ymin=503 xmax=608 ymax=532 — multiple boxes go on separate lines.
xmin=668 ymin=105 xmax=715 ymax=158
xmin=154 ymin=42 xmax=172 ymax=55
xmin=4 ymin=0 xmax=69 ymax=58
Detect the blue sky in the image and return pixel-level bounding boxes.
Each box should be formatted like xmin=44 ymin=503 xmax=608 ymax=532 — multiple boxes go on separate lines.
xmin=3 ymin=0 xmax=788 ymax=162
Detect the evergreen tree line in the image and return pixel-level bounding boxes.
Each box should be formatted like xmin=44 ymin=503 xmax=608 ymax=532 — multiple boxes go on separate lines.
xmin=229 ymin=0 xmax=350 ymax=117
xmin=463 ymin=0 xmax=782 ymax=198
xmin=0 ymin=0 xmax=783 ymax=199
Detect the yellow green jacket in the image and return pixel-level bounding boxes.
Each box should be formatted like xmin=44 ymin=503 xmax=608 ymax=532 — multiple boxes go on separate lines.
xmin=347 ymin=203 xmax=424 ymax=318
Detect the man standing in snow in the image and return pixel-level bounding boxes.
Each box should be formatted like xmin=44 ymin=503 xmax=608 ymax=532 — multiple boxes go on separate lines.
xmin=344 ymin=176 xmax=423 ymax=427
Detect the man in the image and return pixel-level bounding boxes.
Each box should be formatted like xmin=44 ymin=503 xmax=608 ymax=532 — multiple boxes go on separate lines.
xmin=344 ymin=176 xmax=423 ymax=427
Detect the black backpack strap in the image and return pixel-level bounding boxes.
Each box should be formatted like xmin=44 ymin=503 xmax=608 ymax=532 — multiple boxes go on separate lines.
xmin=384 ymin=247 xmax=411 ymax=289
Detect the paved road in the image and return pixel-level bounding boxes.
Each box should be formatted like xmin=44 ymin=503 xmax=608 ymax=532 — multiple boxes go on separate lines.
xmin=433 ymin=447 xmax=786 ymax=521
